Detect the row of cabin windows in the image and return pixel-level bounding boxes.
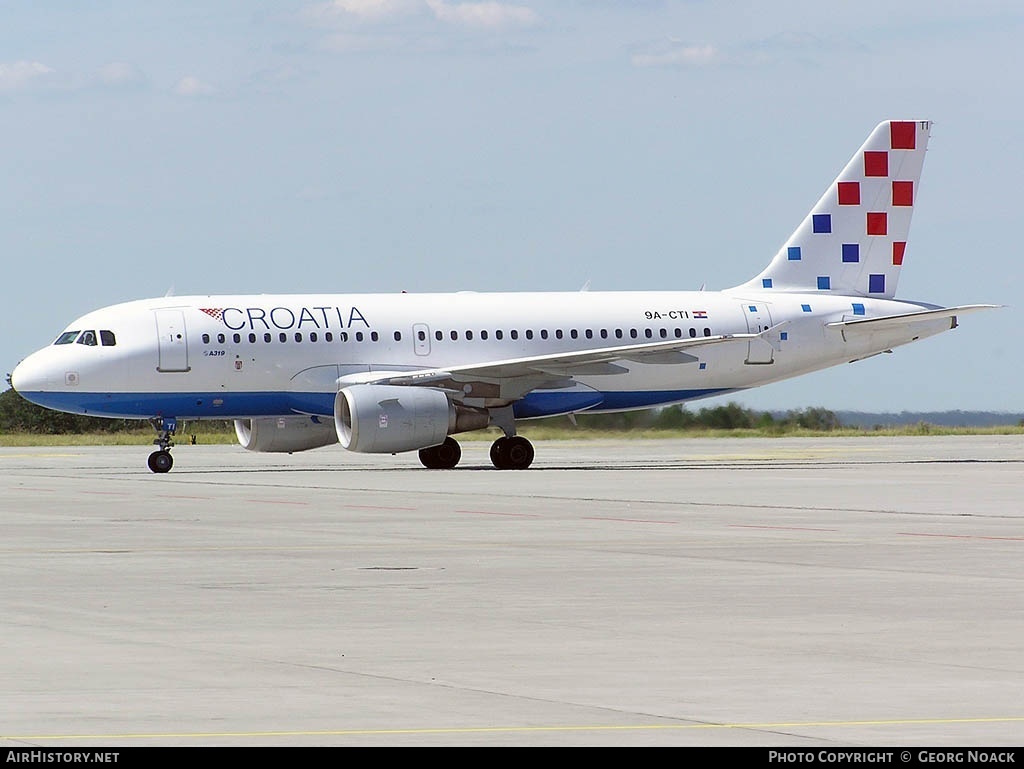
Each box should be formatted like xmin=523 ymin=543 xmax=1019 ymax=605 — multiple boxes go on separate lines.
xmin=200 ymin=326 xmax=715 ymax=346
xmin=202 ymin=330 xmax=380 ymax=345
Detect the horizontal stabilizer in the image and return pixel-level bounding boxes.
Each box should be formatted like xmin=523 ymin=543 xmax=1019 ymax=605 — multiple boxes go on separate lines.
xmin=826 ymin=304 xmax=1001 ymax=334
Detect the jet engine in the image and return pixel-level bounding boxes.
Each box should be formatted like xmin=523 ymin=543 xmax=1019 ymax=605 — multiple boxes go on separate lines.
xmin=335 ymin=384 xmax=489 ymax=454
xmin=234 ymin=416 xmax=339 ymax=453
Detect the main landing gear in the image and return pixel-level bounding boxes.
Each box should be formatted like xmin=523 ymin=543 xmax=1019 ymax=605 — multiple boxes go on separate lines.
xmin=418 ymin=436 xmax=462 ymax=469
xmin=489 ymin=435 xmax=535 ymax=470
xmin=148 ymin=417 xmax=177 ymax=474
xmin=415 ymin=434 xmax=536 ymax=470
xmin=486 ymin=405 xmax=533 ymax=470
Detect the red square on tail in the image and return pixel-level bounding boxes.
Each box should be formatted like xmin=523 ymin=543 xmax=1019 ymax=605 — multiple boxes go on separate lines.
xmin=890 ymin=121 xmax=916 ymax=150
xmin=864 ymin=151 xmax=888 ymax=177
xmin=867 ymin=212 xmax=887 ymax=235
xmin=838 ymin=181 xmax=860 ymax=205
xmin=892 ymin=181 xmax=913 ymax=206
xmin=892 ymin=241 xmax=907 ymax=265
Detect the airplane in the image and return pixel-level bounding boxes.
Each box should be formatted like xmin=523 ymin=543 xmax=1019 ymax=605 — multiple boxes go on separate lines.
xmin=10 ymin=119 xmax=998 ymax=473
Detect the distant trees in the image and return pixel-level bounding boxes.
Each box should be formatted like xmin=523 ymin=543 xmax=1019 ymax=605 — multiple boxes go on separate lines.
xmin=0 ymin=384 xmax=140 ymax=433
xmin=540 ymin=402 xmax=843 ymax=433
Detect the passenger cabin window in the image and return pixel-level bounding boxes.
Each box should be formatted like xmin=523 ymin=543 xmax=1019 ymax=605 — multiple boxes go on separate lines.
xmin=77 ymin=331 xmax=98 ymax=346
xmin=55 ymin=331 xmax=80 ymax=345
xmin=100 ymin=330 xmax=116 ymax=346
xmin=202 ymin=333 xmax=211 ymax=344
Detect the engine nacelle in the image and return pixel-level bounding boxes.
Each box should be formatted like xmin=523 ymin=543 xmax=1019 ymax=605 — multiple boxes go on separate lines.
xmin=234 ymin=416 xmax=339 ymax=453
xmin=335 ymin=384 xmax=489 ymax=454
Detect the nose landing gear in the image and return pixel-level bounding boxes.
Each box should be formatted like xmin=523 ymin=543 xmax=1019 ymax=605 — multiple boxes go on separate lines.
xmin=148 ymin=417 xmax=177 ymax=473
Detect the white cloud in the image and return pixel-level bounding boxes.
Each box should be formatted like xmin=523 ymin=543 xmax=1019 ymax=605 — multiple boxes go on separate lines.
xmin=307 ymin=0 xmax=422 ymax=24
xmin=0 ymin=60 xmax=56 ymax=92
xmin=631 ymin=40 xmax=717 ymax=68
xmin=97 ymin=62 xmax=146 ymax=87
xmin=319 ymin=32 xmax=404 ymax=52
xmin=173 ymin=76 xmax=216 ymax=96
xmin=426 ymin=0 xmax=538 ymax=28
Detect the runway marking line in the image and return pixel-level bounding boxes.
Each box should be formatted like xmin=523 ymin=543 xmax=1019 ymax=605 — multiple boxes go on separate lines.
xmin=730 ymin=524 xmax=838 ymax=532
xmin=898 ymin=532 xmax=1024 ymax=541
xmin=583 ymin=516 xmax=677 ymax=525
xmin=7 ymin=715 xmax=1024 ymax=741
xmin=243 ymin=499 xmax=310 ymax=506
xmin=344 ymin=504 xmax=417 ymax=511
xmin=456 ymin=509 xmax=543 ymax=518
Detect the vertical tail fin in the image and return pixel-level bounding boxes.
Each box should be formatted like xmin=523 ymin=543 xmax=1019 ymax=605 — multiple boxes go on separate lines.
xmin=736 ymin=120 xmax=931 ymax=298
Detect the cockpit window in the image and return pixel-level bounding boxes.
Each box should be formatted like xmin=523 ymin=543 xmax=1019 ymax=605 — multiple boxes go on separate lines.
xmin=77 ymin=330 xmax=98 ymax=346
xmin=55 ymin=331 xmax=80 ymax=345
xmin=100 ymin=330 xmax=116 ymax=346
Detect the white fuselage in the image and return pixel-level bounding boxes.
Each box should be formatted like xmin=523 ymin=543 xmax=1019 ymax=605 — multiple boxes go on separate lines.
xmin=11 ymin=289 xmax=947 ymax=422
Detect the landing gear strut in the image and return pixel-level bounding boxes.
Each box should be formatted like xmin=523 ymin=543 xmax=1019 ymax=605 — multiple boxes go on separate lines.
xmin=418 ymin=436 xmax=462 ymax=469
xmin=487 ymin=405 xmax=534 ymax=470
xmin=148 ymin=417 xmax=177 ymax=474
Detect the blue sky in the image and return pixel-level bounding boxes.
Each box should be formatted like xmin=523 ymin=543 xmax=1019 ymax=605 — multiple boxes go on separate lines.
xmin=2 ymin=0 xmax=1021 ymax=413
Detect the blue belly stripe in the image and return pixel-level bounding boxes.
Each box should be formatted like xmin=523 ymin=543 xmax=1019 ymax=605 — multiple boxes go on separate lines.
xmin=19 ymin=387 xmax=735 ymax=421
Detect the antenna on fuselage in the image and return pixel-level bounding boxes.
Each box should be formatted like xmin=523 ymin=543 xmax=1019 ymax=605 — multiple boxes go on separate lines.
xmin=164 ymin=285 xmax=175 ymax=297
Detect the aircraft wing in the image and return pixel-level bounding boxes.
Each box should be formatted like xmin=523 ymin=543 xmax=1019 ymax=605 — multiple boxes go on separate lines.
xmin=339 ymin=332 xmax=765 ymax=400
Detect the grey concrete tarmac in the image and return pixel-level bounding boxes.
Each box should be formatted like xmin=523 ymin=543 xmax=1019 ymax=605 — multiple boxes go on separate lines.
xmin=2 ymin=435 xmax=1023 ymax=747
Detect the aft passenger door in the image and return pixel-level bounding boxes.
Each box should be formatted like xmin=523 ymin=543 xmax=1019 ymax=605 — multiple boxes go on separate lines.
xmin=742 ymin=303 xmax=774 ymax=365
xmin=155 ymin=310 xmax=190 ymax=372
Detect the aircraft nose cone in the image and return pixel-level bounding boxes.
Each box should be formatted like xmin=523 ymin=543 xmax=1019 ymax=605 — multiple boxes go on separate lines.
xmin=11 ymin=352 xmax=55 ymax=395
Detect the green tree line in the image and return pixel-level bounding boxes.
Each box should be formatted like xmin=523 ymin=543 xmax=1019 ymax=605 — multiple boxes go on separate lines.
xmin=535 ymin=401 xmax=842 ymax=432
